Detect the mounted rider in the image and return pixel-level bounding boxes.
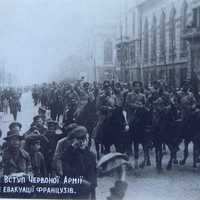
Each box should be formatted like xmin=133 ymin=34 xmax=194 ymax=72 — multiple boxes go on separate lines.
xmin=176 ymin=80 xmax=197 ymax=121
xmin=96 ymin=80 xmax=117 ymax=119
xmin=93 ymin=81 xmax=117 ymax=143
xmin=125 ymin=81 xmax=146 ymax=124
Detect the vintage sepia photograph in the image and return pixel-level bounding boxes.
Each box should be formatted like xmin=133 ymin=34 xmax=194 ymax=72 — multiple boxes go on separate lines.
xmin=0 ymin=0 xmax=200 ymax=199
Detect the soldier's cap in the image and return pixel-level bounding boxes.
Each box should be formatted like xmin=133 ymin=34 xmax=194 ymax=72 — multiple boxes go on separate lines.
xmin=71 ymin=98 xmax=77 ymax=104
xmin=9 ymin=122 xmax=22 ymax=130
xmin=4 ymin=130 xmax=23 ymax=140
xmin=152 ymin=80 xmax=160 ymax=86
xmin=63 ymin=123 xmax=78 ymax=133
xmin=132 ymin=81 xmax=142 ymax=87
xmin=38 ymin=107 xmax=46 ymax=114
xmin=47 ymin=120 xmax=58 ymax=127
xmin=103 ymin=80 xmax=110 ymax=86
xmin=103 ymin=83 xmax=111 ymax=90
xmin=68 ymin=126 xmax=88 ymax=140
xmin=115 ymin=82 xmax=121 ymax=87
xmin=33 ymin=115 xmax=42 ymax=122
xmin=25 ymin=134 xmax=43 ymax=145
xmin=83 ymin=82 xmax=90 ymax=88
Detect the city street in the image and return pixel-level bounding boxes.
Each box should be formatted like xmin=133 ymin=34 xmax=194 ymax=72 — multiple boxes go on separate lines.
xmin=1 ymin=92 xmax=200 ymax=200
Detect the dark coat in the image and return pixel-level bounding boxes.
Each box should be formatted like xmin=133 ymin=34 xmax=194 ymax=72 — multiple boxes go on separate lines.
xmin=61 ymin=146 xmax=97 ymax=199
xmin=2 ymin=148 xmax=32 ymax=175
xmin=29 ymin=151 xmax=47 ymax=177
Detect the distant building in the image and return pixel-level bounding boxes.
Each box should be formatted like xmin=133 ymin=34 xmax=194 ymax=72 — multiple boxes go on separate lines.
xmin=91 ymin=24 xmax=118 ymax=82
xmin=116 ymin=0 xmax=195 ymax=88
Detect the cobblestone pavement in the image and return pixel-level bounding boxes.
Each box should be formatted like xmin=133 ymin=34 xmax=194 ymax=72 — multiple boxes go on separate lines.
xmin=1 ymin=91 xmax=200 ymax=200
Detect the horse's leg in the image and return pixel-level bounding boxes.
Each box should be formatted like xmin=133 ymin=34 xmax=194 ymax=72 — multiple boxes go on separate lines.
xmin=104 ymin=144 xmax=110 ymax=154
xmin=146 ymin=143 xmax=151 ymax=166
xmin=166 ymin=144 xmax=174 ymax=170
xmin=193 ymin=140 xmax=198 ymax=168
xmin=133 ymin=141 xmax=139 ymax=169
xmin=57 ymin=113 xmax=60 ymax=122
xmin=95 ymin=141 xmax=100 ymax=160
xmin=162 ymin=143 xmax=167 ymax=155
xmin=155 ymin=141 xmax=162 ymax=171
xmin=180 ymin=140 xmax=189 ymax=165
xmin=173 ymin=143 xmax=179 ymax=164
xmin=139 ymin=143 xmax=149 ymax=168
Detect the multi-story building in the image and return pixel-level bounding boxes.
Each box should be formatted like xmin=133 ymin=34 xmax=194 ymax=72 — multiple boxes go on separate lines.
xmin=116 ymin=0 xmax=195 ymax=88
xmin=91 ymin=24 xmax=118 ymax=82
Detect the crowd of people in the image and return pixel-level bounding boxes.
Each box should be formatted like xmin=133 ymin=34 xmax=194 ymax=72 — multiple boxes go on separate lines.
xmin=0 ymin=87 xmax=22 ymax=121
xmin=0 ymin=77 xmax=200 ymax=199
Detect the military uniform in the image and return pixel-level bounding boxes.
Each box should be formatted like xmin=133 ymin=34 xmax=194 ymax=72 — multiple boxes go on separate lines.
xmin=125 ymin=91 xmax=146 ymax=123
xmin=177 ymin=90 xmax=197 ymax=120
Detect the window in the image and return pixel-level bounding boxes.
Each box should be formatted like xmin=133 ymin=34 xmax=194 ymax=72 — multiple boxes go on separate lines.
xmin=180 ymin=68 xmax=187 ymax=86
xmin=129 ymin=43 xmax=136 ymax=65
xmin=159 ymin=10 xmax=166 ymax=63
xmin=143 ymin=18 xmax=149 ymax=64
xmin=169 ymin=6 xmax=176 ymax=61
xmin=104 ymin=39 xmax=113 ymax=64
xmin=193 ymin=6 xmax=200 ymax=28
xmin=180 ymin=1 xmax=188 ymax=58
xmin=169 ymin=68 xmax=175 ymax=88
xmin=151 ymin=15 xmax=157 ymax=63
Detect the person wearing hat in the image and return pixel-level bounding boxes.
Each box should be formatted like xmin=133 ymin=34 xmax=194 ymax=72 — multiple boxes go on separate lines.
xmin=94 ymin=82 xmax=117 ymax=149
xmin=125 ymin=81 xmax=146 ymax=114
xmin=1 ymin=122 xmax=23 ymax=151
xmin=9 ymin=122 xmax=22 ymax=132
xmin=125 ymin=81 xmax=146 ymax=159
xmin=43 ymin=120 xmax=65 ymax=176
xmin=53 ymin=123 xmax=78 ymax=176
xmin=9 ymin=95 xmax=21 ymax=121
xmin=60 ymin=126 xmax=97 ymax=200
xmin=31 ymin=115 xmax=47 ymax=135
xmin=24 ymin=134 xmax=47 ymax=177
xmin=177 ymin=80 xmax=197 ymax=121
xmin=62 ymin=98 xmax=78 ymax=126
xmin=38 ymin=107 xmax=47 ymax=124
xmin=2 ymin=130 xmax=32 ymax=175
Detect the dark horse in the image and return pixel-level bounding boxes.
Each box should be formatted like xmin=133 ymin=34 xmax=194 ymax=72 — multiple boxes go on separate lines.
xmin=179 ymin=110 xmax=200 ymax=168
xmin=153 ymin=104 xmax=181 ymax=171
xmin=76 ymin=100 xmax=98 ymax=148
xmin=128 ymin=107 xmax=153 ymax=168
xmin=94 ymin=106 xmax=128 ymax=159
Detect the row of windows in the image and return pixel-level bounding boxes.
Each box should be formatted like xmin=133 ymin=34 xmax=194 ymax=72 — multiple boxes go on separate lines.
xmin=143 ymin=1 xmax=188 ymax=64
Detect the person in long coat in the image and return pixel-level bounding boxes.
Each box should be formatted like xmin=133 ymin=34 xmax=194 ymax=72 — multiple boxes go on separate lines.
xmin=60 ymin=126 xmax=97 ymax=200
xmin=9 ymin=96 xmax=21 ymax=121
xmin=2 ymin=130 xmax=32 ymax=175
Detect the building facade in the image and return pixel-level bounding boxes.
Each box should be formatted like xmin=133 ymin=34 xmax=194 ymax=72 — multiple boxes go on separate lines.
xmin=116 ymin=0 xmax=195 ymax=88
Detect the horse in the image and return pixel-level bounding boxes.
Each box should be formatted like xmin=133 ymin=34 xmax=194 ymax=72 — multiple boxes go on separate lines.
xmin=179 ymin=109 xmax=200 ymax=168
xmin=94 ymin=105 xmax=128 ymax=160
xmin=152 ymin=104 xmax=181 ymax=171
xmin=76 ymin=100 xmax=98 ymax=148
xmin=128 ymin=106 xmax=153 ymax=169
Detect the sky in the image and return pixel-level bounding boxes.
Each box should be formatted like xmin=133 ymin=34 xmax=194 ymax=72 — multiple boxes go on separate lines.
xmin=0 ymin=0 xmax=129 ymax=85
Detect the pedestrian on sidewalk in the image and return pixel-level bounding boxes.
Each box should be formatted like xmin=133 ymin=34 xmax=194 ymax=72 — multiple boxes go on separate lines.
xmin=2 ymin=130 xmax=32 ymax=175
